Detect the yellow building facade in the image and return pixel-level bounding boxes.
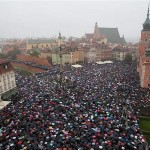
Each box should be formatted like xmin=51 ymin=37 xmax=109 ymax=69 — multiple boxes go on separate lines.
xmin=71 ymin=49 xmax=85 ymax=64
xmin=26 ymin=39 xmax=58 ymax=50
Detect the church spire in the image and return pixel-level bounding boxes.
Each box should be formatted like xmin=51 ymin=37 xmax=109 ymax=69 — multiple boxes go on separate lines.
xmin=58 ymin=31 xmax=62 ymax=39
xmin=147 ymin=5 xmax=149 ymax=19
xmin=94 ymin=22 xmax=100 ymax=39
xmin=143 ymin=4 xmax=150 ymax=31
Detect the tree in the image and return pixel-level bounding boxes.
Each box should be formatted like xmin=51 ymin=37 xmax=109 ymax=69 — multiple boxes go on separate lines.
xmin=13 ymin=45 xmax=19 ymax=51
xmin=7 ymin=49 xmax=21 ymax=60
xmin=30 ymin=49 xmax=40 ymax=57
xmin=124 ymin=53 xmax=132 ymax=63
xmin=0 ymin=53 xmax=8 ymax=59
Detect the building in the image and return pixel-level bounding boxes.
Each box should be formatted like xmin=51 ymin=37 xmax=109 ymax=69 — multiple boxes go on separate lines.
xmin=96 ymin=43 xmax=112 ymax=61
xmin=26 ymin=38 xmax=58 ymax=51
xmin=40 ymin=50 xmax=52 ymax=59
xmin=138 ymin=6 xmax=150 ymax=88
xmin=52 ymin=46 xmax=84 ymax=65
xmin=52 ymin=33 xmax=85 ymax=65
xmin=0 ymin=59 xmax=17 ymax=101
xmin=52 ymin=52 xmax=70 ymax=65
xmin=84 ymin=46 xmax=97 ymax=62
xmin=112 ymin=45 xmax=129 ymax=61
xmin=84 ymin=22 xmax=126 ymax=44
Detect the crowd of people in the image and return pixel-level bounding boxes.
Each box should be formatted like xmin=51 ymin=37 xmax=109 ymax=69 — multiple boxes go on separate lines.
xmin=0 ymin=61 xmax=150 ymax=150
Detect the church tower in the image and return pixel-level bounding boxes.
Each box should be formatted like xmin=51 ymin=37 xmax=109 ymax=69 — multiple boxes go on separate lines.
xmin=93 ymin=22 xmax=100 ymax=39
xmin=138 ymin=5 xmax=150 ymax=88
xmin=140 ymin=6 xmax=150 ymax=56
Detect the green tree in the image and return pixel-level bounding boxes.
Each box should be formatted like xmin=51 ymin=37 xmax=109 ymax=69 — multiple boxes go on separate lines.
xmin=7 ymin=49 xmax=21 ymax=59
xmin=124 ymin=53 xmax=132 ymax=63
xmin=30 ymin=49 xmax=40 ymax=57
xmin=13 ymin=45 xmax=19 ymax=51
xmin=0 ymin=53 xmax=8 ymax=59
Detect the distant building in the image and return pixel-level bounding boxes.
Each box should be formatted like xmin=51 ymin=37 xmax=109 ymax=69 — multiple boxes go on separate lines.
xmin=138 ymin=6 xmax=150 ymax=88
xmin=40 ymin=50 xmax=52 ymax=59
xmin=0 ymin=59 xmax=17 ymax=101
xmin=85 ymin=22 xmax=126 ymax=44
xmin=52 ymin=33 xmax=85 ymax=65
xmin=52 ymin=46 xmax=84 ymax=65
xmin=112 ymin=45 xmax=129 ymax=61
xmin=52 ymin=52 xmax=70 ymax=65
xmin=96 ymin=43 xmax=112 ymax=61
xmin=27 ymin=38 xmax=58 ymax=51
xmin=85 ymin=47 xmax=97 ymax=62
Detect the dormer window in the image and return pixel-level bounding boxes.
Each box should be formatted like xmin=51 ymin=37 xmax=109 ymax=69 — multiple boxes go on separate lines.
xmin=4 ymin=64 xmax=8 ymax=69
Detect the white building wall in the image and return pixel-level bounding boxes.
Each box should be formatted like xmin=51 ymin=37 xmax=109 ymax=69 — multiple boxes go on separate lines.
xmin=0 ymin=71 xmax=16 ymax=101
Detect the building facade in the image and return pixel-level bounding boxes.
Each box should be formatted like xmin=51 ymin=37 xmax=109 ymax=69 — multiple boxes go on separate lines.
xmin=96 ymin=43 xmax=112 ymax=61
xmin=138 ymin=6 xmax=150 ymax=88
xmin=27 ymin=39 xmax=59 ymax=51
xmin=52 ymin=53 xmax=70 ymax=65
xmin=112 ymin=46 xmax=129 ymax=61
xmin=85 ymin=47 xmax=97 ymax=62
xmin=0 ymin=60 xmax=17 ymax=101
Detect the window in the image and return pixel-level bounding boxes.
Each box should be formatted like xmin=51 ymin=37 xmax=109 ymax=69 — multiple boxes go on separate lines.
xmin=8 ymin=82 xmax=11 ymax=89
xmin=4 ymin=64 xmax=8 ymax=69
xmin=145 ymin=39 xmax=147 ymax=42
xmin=12 ymin=81 xmax=15 ymax=87
xmin=0 ymin=86 xmax=2 ymax=93
xmin=3 ymin=75 xmax=6 ymax=80
xmin=148 ymin=76 xmax=150 ymax=81
xmin=0 ymin=76 xmax=1 ymax=82
xmin=4 ymin=84 xmax=7 ymax=91
xmin=7 ymin=74 xmax=10 ymax=79
xmin=11 ymin=72 xmax=14 ymax=78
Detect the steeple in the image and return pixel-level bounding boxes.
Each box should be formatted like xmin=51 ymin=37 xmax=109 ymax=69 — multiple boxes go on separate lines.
xmin=58 ymin=31 xmax=62 ymax=39
xmin=143 ymin=4 xmax=150 ymax=31
xmin=94 ymin=22 xmax=100 ymax=39
xmin=147 ymin=6 xmax=149 ymax=19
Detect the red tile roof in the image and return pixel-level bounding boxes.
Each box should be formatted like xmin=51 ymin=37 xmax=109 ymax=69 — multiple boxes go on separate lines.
xmin=16 ymin=54 xmax=51 ymax=68
xmin=0 ymin=60 xmax=14 ymax=75
xmin=0 ymin=58 xmax=6 ymax=64
xmin=12 ymin=62 xmax=47 ymax=73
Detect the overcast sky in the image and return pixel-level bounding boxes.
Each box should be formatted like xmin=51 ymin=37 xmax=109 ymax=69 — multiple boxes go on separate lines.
xmin=0 ymin=0 xmax=149 ymax=43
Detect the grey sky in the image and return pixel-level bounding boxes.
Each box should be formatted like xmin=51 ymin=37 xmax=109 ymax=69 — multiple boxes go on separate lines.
xmin=0 ymin=0 xmax=149 ymax=43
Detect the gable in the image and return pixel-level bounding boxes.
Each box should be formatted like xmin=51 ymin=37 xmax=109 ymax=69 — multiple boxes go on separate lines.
xmin=99 ymin=28 xmax=123 ymax=43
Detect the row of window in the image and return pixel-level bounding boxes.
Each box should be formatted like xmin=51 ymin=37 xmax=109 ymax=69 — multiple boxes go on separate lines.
xmin=0 ymin=72 xmax=14 ymax=82
xmin=31 ymin=44 xmax=58 ymax=48
xmin=0 ymin=81 xmax=15 ymax=93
